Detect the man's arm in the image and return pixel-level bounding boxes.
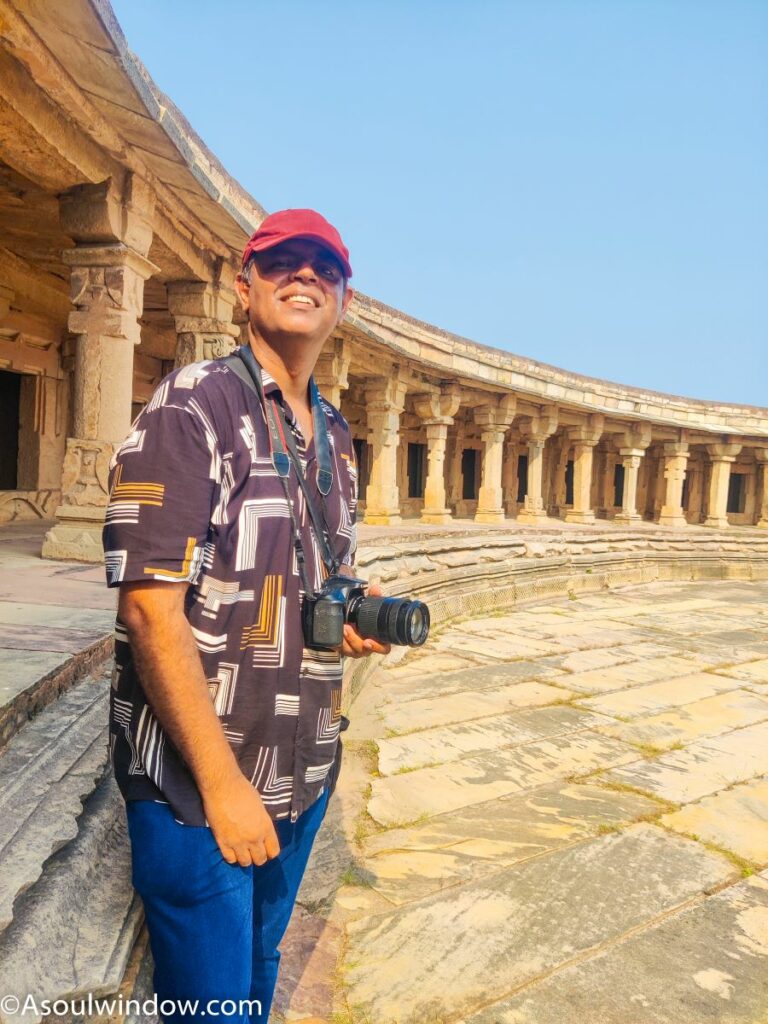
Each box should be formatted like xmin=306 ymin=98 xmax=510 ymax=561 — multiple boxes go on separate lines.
xmin=118 ymin=580 xmax=280 ymax=867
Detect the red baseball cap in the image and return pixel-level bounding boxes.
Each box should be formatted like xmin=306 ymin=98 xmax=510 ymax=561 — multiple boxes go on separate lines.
xmin=242 ymin=209 xmax=353 ymax=279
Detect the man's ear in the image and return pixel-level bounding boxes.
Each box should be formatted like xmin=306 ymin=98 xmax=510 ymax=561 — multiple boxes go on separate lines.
xmin=234 ymin=272 xmax=250 ymax=312
xmin=338 ymin=285 xmax=354 ymax=321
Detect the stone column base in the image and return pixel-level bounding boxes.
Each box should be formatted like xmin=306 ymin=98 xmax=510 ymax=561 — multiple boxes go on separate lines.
xmin=516 ymin=509 xmax=549 ymax=525
xmin=704 ymin=516 xmax=729 ymax=529
xmin=758 ymin=519 xmax=768 ymax=530
xmin=42 ymin=505 xmax=106 ymax=563
xmin=657 ymin=512 xmax=687 ymax=527
xmin=474 ymin=510 xmax=506 ymax=523
xmin=564 ymin=510 xmax=596 ymax=524
xmin=421 ymin=510 xmax=453 ymax=524
xmin=613 ymin=512 xmax=642 ymax=526
xmin=363 ymin=511 xmax=402 ymax=526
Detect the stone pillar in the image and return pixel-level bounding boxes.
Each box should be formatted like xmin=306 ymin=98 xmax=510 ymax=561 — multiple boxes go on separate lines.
xmin=363 ymin=375 xmax=408 ymax=525
xmin=564 ymin=415 xmax=604 ymax=524
xmin=613 ymin=423 xmax=651 ymax=525
xmin=312 ymin=336 xmax=351 ymax=409
xmin=703 ymin=443 xmax=742 ymax=529
xmin=550 ymin=438 xmax=570 ymax=517
xmin=447 ymin=428 xmax=464 ymax=509
xmin=501 ymin=441 xmax=519 ymax=517
xmin=657 ymin=442 xmax=690 ymax=527
xmin=755 ymin=450 xmax=768 ymax=529
xmin=473 ymin=396 xmax=517 ymax=523
xmin=167 ymin=282 xmax=240 ymax=368
xmin=43 ymin=180 xmax=156 ymax=561
xmin=614 ymin=450 xmax=644 ymax=524
xmin=518 ymin=407 xmax=558 ymax=524
xmin=413 ymin=388 xmax=461 ymax=524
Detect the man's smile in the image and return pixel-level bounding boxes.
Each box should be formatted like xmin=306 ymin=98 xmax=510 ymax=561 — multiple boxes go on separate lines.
xmin=280 ymin=290 xmax=320 ymax=308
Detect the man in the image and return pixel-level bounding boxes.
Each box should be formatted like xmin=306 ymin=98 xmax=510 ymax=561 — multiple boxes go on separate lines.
xmin=103 ymin=209 xmax=388 ymax=1023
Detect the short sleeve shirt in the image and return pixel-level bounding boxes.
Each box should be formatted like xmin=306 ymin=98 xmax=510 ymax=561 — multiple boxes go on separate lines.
xmin=103 ymin=355 xmax=358 ymax=825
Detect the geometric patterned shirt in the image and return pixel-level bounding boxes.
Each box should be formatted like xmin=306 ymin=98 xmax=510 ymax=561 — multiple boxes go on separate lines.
xmin=102 ymin=355 xmax=357 ymax=826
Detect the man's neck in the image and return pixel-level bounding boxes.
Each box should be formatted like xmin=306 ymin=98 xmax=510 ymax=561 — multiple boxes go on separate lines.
xmin=247 ymin=329 xmax=317 ymax=410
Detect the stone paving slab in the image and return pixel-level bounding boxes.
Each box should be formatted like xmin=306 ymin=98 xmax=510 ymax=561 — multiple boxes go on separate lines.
xmin=343 ymin=825 xmax=735 ymax=1024
xmin=368 ymin=732 xmax=639 ymax=826
xmin=596 ymin=689 xmax=768 ymax=751
xmin=378 ymin=681 xmax=574 ymax=735
xmin=462 ymin=873 xmax=768 ymax=1024
xmin=380 ymin=660 xmax=567 ymax=702
xmin=661 ymin=778 xmax=768 ymax=865
xmin=0 ymin=601 xmax=116 ymax=631
xmin=0 ymin=622 xmax=111 ymax=653
xmin=577 ymin=672 xmax=743 ymax=719
xmin=659 ymin=638 xmax=768 ymax=669
xmin=715 ymin=659 xmax=768 ymax=685
xmin=603 ymin=720 xmax=768 ymax=804
xmin=376 ymin=706 xmax=610 ymax=775
xmin=358 ymin=782 xmax=661 ymax=905
xmin=559 ymin=654 xmax=714 ymax=695
xmin=435 ymin=632 xmax=562 ymax=661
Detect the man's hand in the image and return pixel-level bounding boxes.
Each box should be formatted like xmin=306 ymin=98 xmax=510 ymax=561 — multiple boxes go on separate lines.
xmin=201 ymin=770 xmax=280 ymax=867
xmin=338 ymin=583 xmax=392 ymax=659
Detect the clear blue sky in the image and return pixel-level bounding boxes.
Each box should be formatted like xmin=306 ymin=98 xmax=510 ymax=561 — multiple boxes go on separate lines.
xmin=111 ymin=0 xmax=767 ymax=406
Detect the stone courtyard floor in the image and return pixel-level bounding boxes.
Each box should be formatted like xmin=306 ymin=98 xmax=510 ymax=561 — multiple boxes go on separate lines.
xmin=2 ymin=523 xmax=768 ymax=1023
xmin=307 ymin=579 xmax=768 ymax=1024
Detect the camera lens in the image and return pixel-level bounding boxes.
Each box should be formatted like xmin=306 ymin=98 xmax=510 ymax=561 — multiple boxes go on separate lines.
xmin=349 ymin=596 xmax=430 ymax=647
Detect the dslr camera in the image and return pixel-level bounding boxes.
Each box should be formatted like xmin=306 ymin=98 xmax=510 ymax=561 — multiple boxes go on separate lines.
xmin=302 ymin=574 xmax=430 ymax=651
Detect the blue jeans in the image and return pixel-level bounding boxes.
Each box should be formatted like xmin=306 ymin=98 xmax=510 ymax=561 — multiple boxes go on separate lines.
xmin=125 ymin=789 xmax=329 ymax=1024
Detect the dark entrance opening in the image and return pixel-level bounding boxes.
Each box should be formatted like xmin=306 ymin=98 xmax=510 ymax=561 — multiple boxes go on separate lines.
xmin=408 ymin=443 xmax=426 ymax=499
xmin=0 ymin=370 xmax=20 ymax=489
xmin=461 ymin=448 xmax=477 ymax=500
xmin=613 ymin=463 xmax=625 ymax=508
xmin=352 ymin=437 xmax=371 ymax=506
xmin=517 ymin=454 xmax=528 ymax=503
xmin=565 ymin=459 xmax=574 ymax=506
xmin=727 ymin=473 xmax=746 ymax=514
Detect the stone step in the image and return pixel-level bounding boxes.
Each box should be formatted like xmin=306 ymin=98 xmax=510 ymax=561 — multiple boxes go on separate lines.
xmin=0 ymin=773 xmax=142 ymax=1024
xmin=0 ymin=624 xmax=112 ymax=751
xmin=0 ymin=668 xmax=110 ymax=933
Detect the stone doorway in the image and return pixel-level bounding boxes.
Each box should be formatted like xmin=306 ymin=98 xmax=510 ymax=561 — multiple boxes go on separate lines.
xmin=0 ymin=369 xmax=21 ymax=489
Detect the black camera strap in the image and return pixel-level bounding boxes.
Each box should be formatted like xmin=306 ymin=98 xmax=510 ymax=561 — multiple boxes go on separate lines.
xmin=225 ymin=345 xmax=341 ymax=596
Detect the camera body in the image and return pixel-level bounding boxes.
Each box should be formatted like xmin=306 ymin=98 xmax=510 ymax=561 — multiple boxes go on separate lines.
xmin=302 ymin=574 xmax=365 ymax=650
xmin=302 ymin=574 xmax=430 ymax=651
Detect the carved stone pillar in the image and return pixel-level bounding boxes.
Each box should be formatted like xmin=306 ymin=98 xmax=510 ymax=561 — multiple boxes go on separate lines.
xmin=564 ymin=414 xmax=604 ymax=524
xmin=550 ymin=438 xmax=570 ymax=517
xmin=167 ymin=282 xmax=239 ymax=368
xmin=657 ymin=442 xmax=690 ymax=527
xmin=755 ymin=450 xmax=768 ymax=529
xmin=517 ymin=407 xmax=558 ymax=524
xmin=704 ymin=443 xmax=742 ymax=529
xmin=413 ymin=388 xmax=461 ymax=524
xmin=614 ymin=450 xmax=644 ymax=524
xmin=313 ymin=336 xmax=351 ymax=409
xmin=363 ymin=375 xmax=408 ymax=525
xmin=447 ymin=427 xmax=464 ymax=509
xmin=614 ymin=424 xmax=651 ymax=525
xmin=474 ymin=396 xmax=516 ymax=523
xmin=43 ymin=181 xmax=156 ymax=562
